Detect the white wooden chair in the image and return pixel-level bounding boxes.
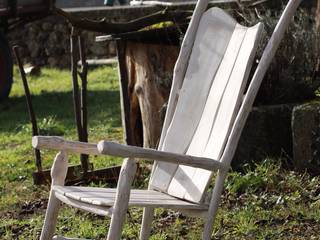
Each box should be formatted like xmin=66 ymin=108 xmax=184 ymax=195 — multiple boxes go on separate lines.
xmin=33 ymin=0 xmax=303 ymax=239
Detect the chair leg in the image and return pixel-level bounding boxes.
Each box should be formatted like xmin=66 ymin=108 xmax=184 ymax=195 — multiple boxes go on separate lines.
xmin=140 ymin=207 xmax=154 ymax=240
xmin=41 ymin=151 xmax=69 ymax=240
xmin=203 ymin=171 xmax=227 ymax=240
xmin=107 ymin=158 xmax=137 ymax=240
xmin=40 ymin=190 xmax=61 ymax=240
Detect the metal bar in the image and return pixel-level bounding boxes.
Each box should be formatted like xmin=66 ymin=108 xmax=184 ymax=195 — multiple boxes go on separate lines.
xmin=13 ymin=45 xmax=42 ymax=172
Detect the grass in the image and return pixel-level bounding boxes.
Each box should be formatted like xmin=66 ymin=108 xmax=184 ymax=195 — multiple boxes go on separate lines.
xmin=0 ymin=67 xmax=319 ymax=239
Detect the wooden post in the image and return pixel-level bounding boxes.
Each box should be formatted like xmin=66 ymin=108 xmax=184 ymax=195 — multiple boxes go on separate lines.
xmin=70 ymin=27 xmax=89 ymax=177
xmin=13 ymin=46 xmax=42 ymax=173
xmin=40 ymin=151 xmax=68 ymax=240
xmin=116 ymin=40 xmax=135 ymax=146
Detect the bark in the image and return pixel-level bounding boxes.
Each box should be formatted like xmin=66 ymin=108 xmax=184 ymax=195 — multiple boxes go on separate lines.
xmin=124 ymin=42 xmax=179 ymax=148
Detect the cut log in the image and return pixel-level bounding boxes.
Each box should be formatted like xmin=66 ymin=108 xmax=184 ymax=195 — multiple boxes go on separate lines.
xmin=124 ymin=41 xmax=179 ymax=148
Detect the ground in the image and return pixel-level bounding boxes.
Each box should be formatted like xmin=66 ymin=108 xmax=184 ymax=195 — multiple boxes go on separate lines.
xmin=0 ymin=67 xmax=319 ymax=239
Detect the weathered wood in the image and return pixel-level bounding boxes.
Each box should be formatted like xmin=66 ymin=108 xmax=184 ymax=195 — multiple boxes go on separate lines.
xmin=107 ymin=158 xmax=137 ymax=240
xmin=78 ymin=34 xmax=89 ymax=177
xmin=203 ymin=0 xmax=303 ymax=238
xmin=125 ymin=42 xmax=179 ymax=148
xmin=53 ymin=236 xmax=90 ymax=240
xmin=13 ymin=46 xmax=42 ymax=173
xmin=98 ymin=140 xmax=229 ymax=171
xmin=40 ymin=151 xmax=68 ymax=240
xmin=70 ymin=28 xmax=90 ymax=175
xmin=55 ymin=7 xmax=192 ymax=34
xmin=53 ymin=185 xmax=208 ymax=209
xmin=140 ymin=207 xmax=154 ymax=240
xmin=116 ymin=41 xmax=136 ymax=146
xmin=178 ymin=21 xmax=263 ymax=203
xmin=32 ymin=136 xmax=100 ymax=155
xmin=150 ymin=7 xmax=236 ymax=193
xmin=37 ymin=1 xmax=302 ymax=239
xmin=55 ymin=192 xmax=113 ymax=217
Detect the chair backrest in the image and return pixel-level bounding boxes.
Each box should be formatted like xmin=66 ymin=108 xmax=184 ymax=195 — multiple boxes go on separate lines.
xmin=149 ymin=7 xmax=263 ymax=203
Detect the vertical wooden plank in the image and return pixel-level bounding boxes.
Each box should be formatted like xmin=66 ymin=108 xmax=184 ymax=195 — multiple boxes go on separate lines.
xmin=150 ymin=8 xmax=237 ymax=193
xmin=185 ymin=23 xmax=263 ymax=203
xmin=167 ymin=24 xmax=248 ymax=199
xmin=116 ymin=40 xmax=134 ymax=146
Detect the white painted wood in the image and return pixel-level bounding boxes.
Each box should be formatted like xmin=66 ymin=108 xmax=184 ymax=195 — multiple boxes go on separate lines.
xmin=97 ymin=140 xmax=228 ymax=171
xmin=150 ymin=8 xmax=237 ymax=192
xmin=55 ymin=192 xmax=113 ymax=217
xmin=107 ymin=158 xmax=137 ymax=240
xmin=52 ymin=186 xmax=208 ymax=209
xmin=40 ymin=151 xmax=68 ymax=240
xmin=32 ymin=136 xmax=100 ymax=155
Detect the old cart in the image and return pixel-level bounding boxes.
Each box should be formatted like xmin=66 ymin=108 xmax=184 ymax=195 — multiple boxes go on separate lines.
xmin=0 ymin=0 xmax=53 ymax=100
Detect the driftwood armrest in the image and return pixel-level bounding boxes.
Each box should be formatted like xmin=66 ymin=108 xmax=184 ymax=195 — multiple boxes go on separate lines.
xmin=97 ymin=140 xmax=229 ymax=171
xmin=32 ymin=136 xmax=100 ymax=155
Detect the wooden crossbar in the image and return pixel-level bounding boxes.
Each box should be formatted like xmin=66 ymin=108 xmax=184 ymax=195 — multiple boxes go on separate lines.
xmin=98 ymin=140 xmax=229 ymax=171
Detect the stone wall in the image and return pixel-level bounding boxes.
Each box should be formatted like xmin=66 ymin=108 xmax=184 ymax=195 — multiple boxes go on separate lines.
xmin=7 ymin=15 xmax=117 ymax=68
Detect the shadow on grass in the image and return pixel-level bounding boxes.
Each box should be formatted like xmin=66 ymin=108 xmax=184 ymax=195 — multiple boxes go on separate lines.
xmin=0 ymin=89 xmax=121 ymax=134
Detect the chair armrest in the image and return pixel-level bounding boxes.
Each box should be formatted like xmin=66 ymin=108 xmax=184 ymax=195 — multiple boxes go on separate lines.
xmin=97 ymin=140 xmax=229 ymax=171
xmin=32 ymin=136 xmax=100 ymax=155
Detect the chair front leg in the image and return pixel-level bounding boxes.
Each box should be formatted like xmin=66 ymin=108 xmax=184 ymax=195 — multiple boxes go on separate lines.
xmin=40 ymin=151 xmax=68 ymax=240
xmin=107 ymin=158 xmax=137 ymax=240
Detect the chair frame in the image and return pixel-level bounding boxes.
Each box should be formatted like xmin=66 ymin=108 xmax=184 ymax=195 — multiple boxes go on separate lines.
xmin=34 ymin=0 xmax=303 ymax=239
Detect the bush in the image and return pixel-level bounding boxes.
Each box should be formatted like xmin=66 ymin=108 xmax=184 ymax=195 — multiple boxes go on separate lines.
xmin=238 ymin=6 xmax=320 ymax=105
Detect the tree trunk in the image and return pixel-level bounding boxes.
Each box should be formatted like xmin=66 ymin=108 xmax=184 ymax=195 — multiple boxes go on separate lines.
xmin=124 ymin=42 xmax=179 ymax=148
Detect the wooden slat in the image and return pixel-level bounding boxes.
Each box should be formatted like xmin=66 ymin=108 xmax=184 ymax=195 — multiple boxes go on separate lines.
xmin=55 ymin=192 xmax=112 ymax=217
xmin=184 ymin=23 xmax=264 ymax=203
xmin=167 ymin=23 xmax=247 ymax=200
xmin=53 ymin=186 xmax=208 ymax=210
xmin=150 ymin=8 xmax=237 ymax=192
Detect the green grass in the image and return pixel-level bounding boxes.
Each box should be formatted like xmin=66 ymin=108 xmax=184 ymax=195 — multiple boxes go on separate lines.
xmin=0 ymin=67 xmax=319 ymax=239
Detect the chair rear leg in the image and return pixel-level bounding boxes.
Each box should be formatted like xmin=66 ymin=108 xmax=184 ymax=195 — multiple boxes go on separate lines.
xmin=40 ymin=190 xmax=61 ymax=240
xmin=140 ymin=207 xmax=154 ymax=240
xmin=203 ymin=171 xmax=227 ymax=240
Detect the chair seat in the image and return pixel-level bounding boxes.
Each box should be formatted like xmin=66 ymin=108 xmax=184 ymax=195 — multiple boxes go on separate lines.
xmin=53 ymin=186 xmax=208 ymax=210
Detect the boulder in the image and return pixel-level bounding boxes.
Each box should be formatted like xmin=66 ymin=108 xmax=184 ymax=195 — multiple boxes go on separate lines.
xmin=292 ymin=102 xmax=320 ymax=174
xmin=233 ymin=104 xmax=294 ymax=169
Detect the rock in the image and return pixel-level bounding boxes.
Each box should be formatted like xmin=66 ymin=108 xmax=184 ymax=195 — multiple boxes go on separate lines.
xmin=42 ymin=22 xmax=53 ymax=31
xmin=292 ymin=102 xmax=320 ymax=174
xmin=233 ymin=104 xmax=294 ymax=169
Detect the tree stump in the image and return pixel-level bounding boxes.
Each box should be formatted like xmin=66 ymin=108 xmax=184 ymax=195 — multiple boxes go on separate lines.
xmin=122 ymin=41 xmax=179 ymax=148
